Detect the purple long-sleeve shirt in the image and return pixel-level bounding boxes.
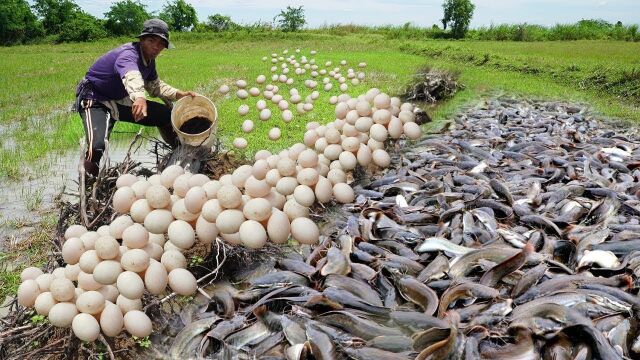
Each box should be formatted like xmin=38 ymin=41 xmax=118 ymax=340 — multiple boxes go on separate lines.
xmin=79 ymin=42 xmax=158 ymax=101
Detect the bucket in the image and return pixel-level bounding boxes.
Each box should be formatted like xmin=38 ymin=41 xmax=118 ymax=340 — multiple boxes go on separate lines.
xmin=171 ymin=95 xmax=217 ymax=147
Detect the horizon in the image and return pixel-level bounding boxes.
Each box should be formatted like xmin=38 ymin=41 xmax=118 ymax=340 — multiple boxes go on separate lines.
xmin=71 ymin=0 xmax=640 ymax=28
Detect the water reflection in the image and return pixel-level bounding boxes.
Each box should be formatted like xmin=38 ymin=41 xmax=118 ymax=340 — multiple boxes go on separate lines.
xmin=0 ymin=138 xmax=159 ymax=241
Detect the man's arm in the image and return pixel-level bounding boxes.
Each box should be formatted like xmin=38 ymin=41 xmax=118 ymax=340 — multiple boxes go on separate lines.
xmin=146 ymin=79 xmax=198 ymax=102
xmin=122 ymin=70 xmax=147 ymax=121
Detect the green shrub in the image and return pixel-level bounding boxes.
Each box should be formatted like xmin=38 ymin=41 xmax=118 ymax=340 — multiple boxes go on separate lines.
xmin=0 ymin=0 xmax=44 ymax=45
xmin=104 ymin=0 xmax=150 ymax=36
xmin=57 ymin=11 xmax=106 ymax=42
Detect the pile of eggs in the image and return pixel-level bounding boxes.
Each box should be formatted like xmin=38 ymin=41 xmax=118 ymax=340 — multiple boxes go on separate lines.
xmin=16 ymin=69 xmax=423 ymax=345
xmin=217 ymin=49 xmax=369 ymax=147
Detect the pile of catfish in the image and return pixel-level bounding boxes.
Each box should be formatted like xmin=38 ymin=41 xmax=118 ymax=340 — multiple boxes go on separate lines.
xmin=164 ymin=98 xmax=640 ymax=360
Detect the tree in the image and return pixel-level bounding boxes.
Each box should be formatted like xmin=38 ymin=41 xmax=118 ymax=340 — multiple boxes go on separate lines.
xmin=274 ymin=6 xmax=305 ymax=32
xmin=206 ymin=14 xmax=236 ymax=32
xmin=441 ymin=0 xmax=475 ymax=39
xmin=0 ymin=0 xmax=44 ymax=45
xmin=57 ymin=11 xmax=106 ymax=42
xmin=32 ymin=0 xmax=80 ymax=35
xmin=159 ymin=0 xmax=197 ymax=31
xmin=104 ymin=0 xmax=150 ymax=36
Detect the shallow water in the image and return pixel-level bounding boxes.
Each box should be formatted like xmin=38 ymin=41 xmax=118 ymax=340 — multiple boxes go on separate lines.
xmin=0 ymin=138 xmax=159 ymax=242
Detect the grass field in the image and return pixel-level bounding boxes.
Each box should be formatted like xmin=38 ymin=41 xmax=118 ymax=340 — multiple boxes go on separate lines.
xmin=0 ymin=32 xmax=639 ymax=179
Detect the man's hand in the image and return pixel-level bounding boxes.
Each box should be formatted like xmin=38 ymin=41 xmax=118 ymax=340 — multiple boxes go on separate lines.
xmin=176 ymin=90 xmax=198 ymax=99
xmin=132 ymin=97 xmax=147 ymax=122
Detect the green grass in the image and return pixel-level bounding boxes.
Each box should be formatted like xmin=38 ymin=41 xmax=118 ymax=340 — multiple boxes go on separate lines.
xmin=0 ymin=216 xmax=55 ymax=304
xmin=0 ymin=32 xmax=639 ymax=179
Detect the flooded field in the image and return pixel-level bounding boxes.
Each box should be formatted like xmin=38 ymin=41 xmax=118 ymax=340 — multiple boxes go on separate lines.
xmin=0 ymin=138 xmax=159 ymax=242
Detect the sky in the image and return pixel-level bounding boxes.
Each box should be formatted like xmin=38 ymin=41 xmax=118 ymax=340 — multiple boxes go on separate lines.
xmin=74 ymin=0 xmax=639 ymax=28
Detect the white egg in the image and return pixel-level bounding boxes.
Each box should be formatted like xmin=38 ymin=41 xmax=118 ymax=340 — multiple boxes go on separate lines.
xmin=370 ymin=124 xmax=389 ymax=142
xmin=216 ymin=209 xmax=245 ymax=234
xmin=95 ymin=236 xmax=120 ymax=263
xmin=403 ymin=122 xmax=422 ymax=140
xmin=269 ymin=127 xmax=281 ymax=141
xmin=122 ymin=223 xmax=149 ymax=249
xmin=109 ymin=216 xmax=133 ymax=240
xmin=117 ymin=271 xmax=144 ymax=299
xmin=161 ymin=250 xmax=187 ymax=272
xmin=388 ymin=116 xmax=404 ymax=139
xmin=100 ymin=301 xmax=124 ymax=337
xmin=20 ymin=267 xmax=43 ymax=282
xmin=290 ymin=218 xmax=319 ymax=245
xmin=373 ymin=109 xmax=392 ymax=125
xmin=399 ymin=110 xmax=415 ymax=123
xmin=92 ymin=260 xmax=122 ymax=285
xmin=217 ymin=185 xmax=243 ymax=209
xmin=48 ymin=302 xmax=78 ymax=328
xmin=195 ymin=216 xmax=219 ymax=245
xmin=242 ymin=119 xmax=254 ymax=133
xmin=144 ymin=259 xmax=168 ymax=295
xmin=297 ymin=168 xmax=319 ymax=187
xmin=97 ymin=285 xmax=119 ymax=303
xmin=77 ymin=271 xmax=103 ymax=291
xmin=34 ymin=292 xmax=57 ymax=316
xmin=78 ymin=250 xmax=101 ymax=274
xmin=327 ymin=169 xmax=347 ymax=185
xmin=184 ymin=186 xmax=208 ymax=214
xmin=144 ymin=209 xmax=174 ymax=234
xmin=259 ymin=109 xmax=271 ymax=121
xmin=18 ymin=279 xmax=40 ymax=308
xmin=243 ymin=198 xmax=272 ymax=222
xmin=116 ymin=294 xmax=142 ymax=314
xmin=238 ymin=104 xmax=250 ymax=116
xmin=338 ymin=151 xmax=357 ymax=171
xmin=236 ymin=89 xmax=249 ymax=99
xmin=276 ymin=177 xmax=299 ymax=196
xmin=293 ymin=185 xmax=315 ymax=207
xmin=76 ymin=290 xmax=105 ymax=314
xmin=113 ymin=186 xmax=136 ymax=214
xmin=168 ymin=268 xmax=198 ymax=295
xmin=283 ymin=199 xmax=309 ymax=221
xmin=233 ymin=137 xmax=248 ymax=149
xmin=116 ymin=173 xmax=138 ymax=188
xmin=65 ymin=264 xmax=81 ymax=282
xmin=167 ymin=220 xmax=196 ymax=249
xmin=120 ymin=249 xmax=150 ymax=273
xmin=62 ymin=237 xmax=85 ymax=265
xmin=124 ymin=310 xmax=152 ymax=337
xmin=239 ymin=220 xmax=268 ymax=249
xmin=129 ymin=199 xmax=152 ymax=223
xmin=372 ymin=149 xmax=391 ymax=168
xmin=65 ymin=225 xmax=87 ymax=240
xmin=218 ymin=84 xmax=230 ymax=94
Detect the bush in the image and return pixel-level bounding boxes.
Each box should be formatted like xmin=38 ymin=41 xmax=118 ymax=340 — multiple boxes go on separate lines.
xmin=0 ymin=0 xmax=44 ymax=45
xmin=32 ymin=0 xmax=80 ymax=35
xmin=57 ymin=11 xmax=106 ymax=42
xmin=104 ymin=0 xmax=150 ymax=36
xmin=159 ymin=0 xmax=197 ymax=31
xmin=441 ymin=0 xmax=475 ymax=39
xmin=206 ymin=14 xmax=237 ymax=32
xmin=274 ymin=6 xmax=306 ymax=32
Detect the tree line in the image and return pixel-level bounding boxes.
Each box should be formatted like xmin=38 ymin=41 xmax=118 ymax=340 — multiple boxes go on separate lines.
xmin=1 ymin=0 xmax=637 ymax=46
xmin=0 ymin=0 xmax=308 ymax=45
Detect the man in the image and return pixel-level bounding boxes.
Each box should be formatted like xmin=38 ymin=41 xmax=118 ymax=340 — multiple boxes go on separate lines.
xmin=75 ymin=18 xmax=197 ymax=176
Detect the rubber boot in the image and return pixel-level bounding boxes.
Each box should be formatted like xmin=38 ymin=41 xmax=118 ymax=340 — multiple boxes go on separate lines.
xmin=84 ymin=160 xmax=99 ymax=177
xmin=159 ymin=124 xmax=180 ymax=149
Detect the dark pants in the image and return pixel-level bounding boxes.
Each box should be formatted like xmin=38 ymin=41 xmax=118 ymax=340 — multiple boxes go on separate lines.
xmin=77 ymin=98 xmax=178 ymax=174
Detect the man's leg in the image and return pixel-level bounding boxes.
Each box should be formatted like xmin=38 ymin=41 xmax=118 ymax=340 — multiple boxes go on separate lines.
xmin=78 ymin=99 xmax=111 ymax=176
xmin=117 ymin=101 xmax=179 ymax=148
